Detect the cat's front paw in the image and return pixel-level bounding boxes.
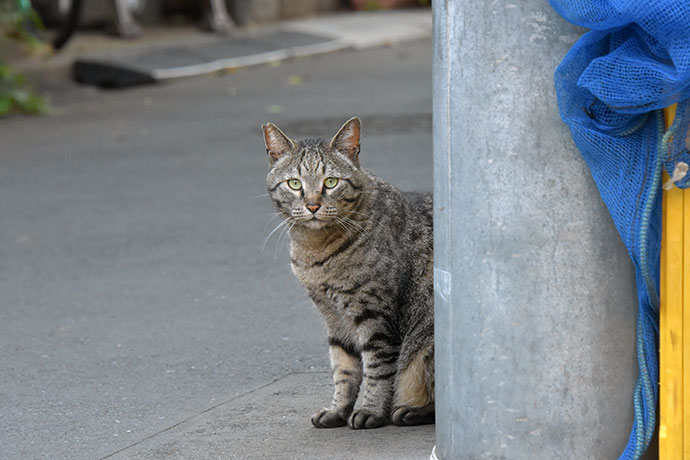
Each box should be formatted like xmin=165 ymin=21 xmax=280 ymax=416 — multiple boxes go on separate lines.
xmin=311 ymin=408 xmax=348 ymax=428
xmin=348 ymin=409 xmax=387 ymax=429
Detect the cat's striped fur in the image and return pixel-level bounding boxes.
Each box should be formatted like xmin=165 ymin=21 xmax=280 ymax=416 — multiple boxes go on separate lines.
xmin=262 ymin=117 xmax=434 ymax=429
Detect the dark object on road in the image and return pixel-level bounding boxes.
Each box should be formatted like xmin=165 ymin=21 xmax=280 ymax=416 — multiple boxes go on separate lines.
xmin=73 ymin=61 xmax=156 ymax=88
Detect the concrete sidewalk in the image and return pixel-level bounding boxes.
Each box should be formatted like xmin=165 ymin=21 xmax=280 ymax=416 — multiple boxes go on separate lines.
xmin=0 ymin=12 xmax=434 ymax=460
xmin=105 ymin=373 xmax=435 ymax=460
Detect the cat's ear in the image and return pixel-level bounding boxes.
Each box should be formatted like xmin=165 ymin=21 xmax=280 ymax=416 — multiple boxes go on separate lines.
xmin=262 ymin=123 xmax=296 ymax=162
xmin=330 ymin=117 xmax=361 ymax=163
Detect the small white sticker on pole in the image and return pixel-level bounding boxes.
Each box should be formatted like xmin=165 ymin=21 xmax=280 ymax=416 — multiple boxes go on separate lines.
xmin=434 ymin=268 xmax=452 ymax=302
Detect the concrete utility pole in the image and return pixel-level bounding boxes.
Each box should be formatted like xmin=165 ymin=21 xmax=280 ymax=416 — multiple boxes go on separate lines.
xmin=432 ymin=2 xmax=644 ymax=459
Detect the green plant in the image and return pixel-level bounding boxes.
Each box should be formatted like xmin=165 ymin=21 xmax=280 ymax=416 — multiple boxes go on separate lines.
xmin=0 ymin=63 xmax=49 ymax=114
xmin=0 ymin=0 xmax=50 ymax=116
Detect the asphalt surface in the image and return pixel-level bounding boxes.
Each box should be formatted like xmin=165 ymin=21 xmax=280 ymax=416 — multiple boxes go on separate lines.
xmin=0 ymin=40 xmax=433 ymax=459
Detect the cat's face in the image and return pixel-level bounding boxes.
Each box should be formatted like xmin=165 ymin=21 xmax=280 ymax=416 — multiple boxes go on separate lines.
xmin=263 ymin=118 xmax=365 ymax=230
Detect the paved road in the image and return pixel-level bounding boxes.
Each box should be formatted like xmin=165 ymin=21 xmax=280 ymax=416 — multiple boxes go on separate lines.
xmin=0 ymin=40 xmax=432 ymax=459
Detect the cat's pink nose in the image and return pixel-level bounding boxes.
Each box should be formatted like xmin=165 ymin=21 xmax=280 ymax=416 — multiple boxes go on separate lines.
xmin=306 ymin=203 xmax=321 ymax=214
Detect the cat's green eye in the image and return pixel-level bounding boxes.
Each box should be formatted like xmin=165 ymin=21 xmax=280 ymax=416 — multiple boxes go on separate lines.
xmin=323 ymin=177 xmax=339 ymax=189
xmin=287 ymin=179 xmax=302 ymax=190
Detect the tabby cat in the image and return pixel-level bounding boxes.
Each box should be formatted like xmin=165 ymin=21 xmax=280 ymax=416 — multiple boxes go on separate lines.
xmin=262 ymin=117 xmax=434 ymax=429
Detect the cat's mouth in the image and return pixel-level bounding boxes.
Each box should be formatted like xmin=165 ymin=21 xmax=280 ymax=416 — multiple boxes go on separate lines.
xmin=301 ymin=215 xmax=328 ymax=228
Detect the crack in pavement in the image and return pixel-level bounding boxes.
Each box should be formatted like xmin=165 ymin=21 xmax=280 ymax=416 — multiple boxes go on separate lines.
xmin=98 ymin=371 xmax=328 ymax=459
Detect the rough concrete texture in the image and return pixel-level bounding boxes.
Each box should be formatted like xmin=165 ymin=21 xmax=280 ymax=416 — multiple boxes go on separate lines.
xmin=0 ymin=39 xmax=432 ymax=459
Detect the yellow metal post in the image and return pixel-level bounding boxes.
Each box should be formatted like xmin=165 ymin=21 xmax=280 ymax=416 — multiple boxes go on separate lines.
xmin=685 ymin=174 xmax=690 ymax=460
xmin=660 ymin=103 xmax=689 ymax=459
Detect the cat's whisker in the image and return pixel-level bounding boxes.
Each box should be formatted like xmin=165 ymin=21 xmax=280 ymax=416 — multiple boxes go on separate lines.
xmin=342 ymin=214 xmax=367 ymax=227
xmin=333 ymin=215 xmax=354 ymax=232
xmin=263 ymin=212 xmax=286 ymax=231
xmin=338 ymin=215 xmax=369 ymax=237
xmin=275 ymin=218 xmax=294 ymax=258
xmin=337 ymin=215 xmax=368 ymax=239
xmin=343 ymin=210 xmax=372 ymax=219
xmin=274 ymin=227 xmax=286 ymax=258
xmin=255 ymin=193 xmax=270 ymax=198
xmin=333 ymin=216 xmax=354 ymax=238
xmin=276 ymin=218 xmax=298 ymax=258
xmin=261 ymin=218 xmax=291 ymax=253
xmin=280 ymin=219 xmax=298 ymax=256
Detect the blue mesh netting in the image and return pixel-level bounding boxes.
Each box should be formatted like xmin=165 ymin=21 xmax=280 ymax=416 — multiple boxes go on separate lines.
xmin=549 ymin=1 xmax=690 ymax=458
